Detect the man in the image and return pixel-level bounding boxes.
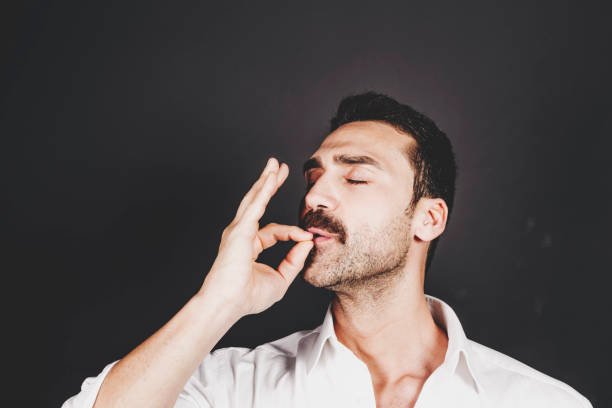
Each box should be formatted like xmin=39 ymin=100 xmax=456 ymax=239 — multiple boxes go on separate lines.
xmin=63 ymin=92 xmax=592 ymax=407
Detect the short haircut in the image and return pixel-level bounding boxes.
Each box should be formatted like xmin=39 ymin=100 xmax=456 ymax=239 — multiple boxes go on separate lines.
xmin=330 ymin=91 xmax=458 ymax=274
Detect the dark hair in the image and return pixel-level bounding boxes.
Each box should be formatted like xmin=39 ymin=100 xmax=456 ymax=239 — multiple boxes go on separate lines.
xmin=330 ymin=91 xmax=458 ymax=274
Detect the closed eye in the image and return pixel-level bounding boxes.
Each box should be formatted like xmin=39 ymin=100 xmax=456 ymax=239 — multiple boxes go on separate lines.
xmin=306 ymin=179 xmax=367 ymax=190
xmin=346 ymin=179 xmax=368 ymax=185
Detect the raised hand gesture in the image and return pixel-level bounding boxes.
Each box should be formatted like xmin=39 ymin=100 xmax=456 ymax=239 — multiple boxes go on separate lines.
xmin=200 ymin=158 xmax=314 ymax=316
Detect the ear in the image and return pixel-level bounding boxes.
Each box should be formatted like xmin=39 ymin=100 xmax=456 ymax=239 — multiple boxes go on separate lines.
xmin=413 ymin=198 xmax=448 ymax=242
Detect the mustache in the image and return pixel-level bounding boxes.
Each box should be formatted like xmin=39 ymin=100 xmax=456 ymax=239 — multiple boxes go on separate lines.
xmin=299 ymin=209 xmax=347 ymax=244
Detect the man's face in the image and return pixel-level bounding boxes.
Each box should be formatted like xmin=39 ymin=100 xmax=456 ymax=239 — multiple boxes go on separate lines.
xmin=298 ymin=121 xmax=417 ymax=290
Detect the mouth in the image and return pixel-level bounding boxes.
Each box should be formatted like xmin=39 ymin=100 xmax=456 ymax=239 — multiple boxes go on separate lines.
xmin=307 ymin=227 xmax=337 ymax=245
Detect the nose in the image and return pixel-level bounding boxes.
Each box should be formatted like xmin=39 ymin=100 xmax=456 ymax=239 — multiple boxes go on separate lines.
xmin=303 ymin=174 xmax=339 ymax=214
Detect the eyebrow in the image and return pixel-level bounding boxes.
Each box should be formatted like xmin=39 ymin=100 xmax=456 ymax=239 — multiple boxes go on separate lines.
xmin=302 ymin=154 xmax=383 ymax=174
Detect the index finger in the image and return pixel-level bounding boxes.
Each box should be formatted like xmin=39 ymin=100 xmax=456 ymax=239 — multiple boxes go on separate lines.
xmin=253 ymin=223 xmax=313 ymax=255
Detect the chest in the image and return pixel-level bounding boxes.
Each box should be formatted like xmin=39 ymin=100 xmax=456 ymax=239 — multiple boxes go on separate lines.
xmin=372 ymin=377 xmax=425 ymax=408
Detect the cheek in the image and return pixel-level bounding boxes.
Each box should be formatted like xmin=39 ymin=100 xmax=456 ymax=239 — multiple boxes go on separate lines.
xmin=343 ymin=188 xmax=409 ymax=232
xmin=344 ymin=202 xmax=391 ymax=235
xmin=348 ymin=186 xmax=399 ymax=215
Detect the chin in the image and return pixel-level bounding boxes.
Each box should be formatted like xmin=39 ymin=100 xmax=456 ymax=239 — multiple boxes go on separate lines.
xmin=301 ymin=263 xmax=331 ymax=288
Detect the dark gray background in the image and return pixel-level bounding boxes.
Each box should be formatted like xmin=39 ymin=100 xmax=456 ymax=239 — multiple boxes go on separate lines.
xmin=2 ymin=1 xmax=610 ymax=406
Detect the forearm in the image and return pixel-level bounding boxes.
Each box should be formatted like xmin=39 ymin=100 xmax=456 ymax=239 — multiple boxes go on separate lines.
xmin=88 ymin=158 xmax=308 ymax=407
xmin=93 ymin=288 xmax=243 ymax=408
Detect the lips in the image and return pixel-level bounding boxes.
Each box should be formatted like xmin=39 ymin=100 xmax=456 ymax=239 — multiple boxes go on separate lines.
xmin=300 ymin=209 xmax=347 ymax=244
xmin=307 ymin=227 xmax=333 ymax=237
xmin=307 ymin=227 xmax=337 ymax=245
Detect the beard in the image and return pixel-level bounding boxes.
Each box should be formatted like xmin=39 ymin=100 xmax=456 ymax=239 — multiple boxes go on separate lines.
xmin=299 ymin=208 xmax=413 ymax=292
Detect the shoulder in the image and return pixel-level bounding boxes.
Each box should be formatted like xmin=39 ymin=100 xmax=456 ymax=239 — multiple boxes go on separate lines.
xmin=468 ymin=340 xmax=592 ymax=408
xmin=195 ymin=328 xmax=315 ymax=378
xmin=208 ymin=328 xmax=314 ymax=362
xmin=180 ymin=329 xmax=316 ymax=406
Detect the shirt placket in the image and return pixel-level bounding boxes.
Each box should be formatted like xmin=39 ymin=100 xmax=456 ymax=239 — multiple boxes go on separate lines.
xmin=334 ymin=339 xmax=378 ymax=407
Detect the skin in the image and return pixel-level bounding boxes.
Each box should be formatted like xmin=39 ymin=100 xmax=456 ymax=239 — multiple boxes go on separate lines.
xmin=93 ymin=159 xmax=315 ymax=408
xmin=300 ymin=121 xmax=450 ymax=407
xmin=91 ymin=121 xmax=449 ymax=408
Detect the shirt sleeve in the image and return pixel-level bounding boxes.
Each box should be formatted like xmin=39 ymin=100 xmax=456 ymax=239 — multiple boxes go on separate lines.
xmin=60 ymin=360 xmax=207 ymax=408
xmin=176 ymin=347 xmax=254 ymax=407
xmin=61 ymin=360 xmax=119 ymax=408
xmin=60 ymin=348 xmax=250 ymax=408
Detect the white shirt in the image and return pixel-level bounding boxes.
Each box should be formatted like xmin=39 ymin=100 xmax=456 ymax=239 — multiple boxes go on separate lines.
xmin=62 ymin=294 xmax=592 ymax=407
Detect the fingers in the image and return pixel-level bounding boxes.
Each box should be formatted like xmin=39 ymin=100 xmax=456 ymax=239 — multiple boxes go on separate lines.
xmin=234 ymin=158 xmax=280 ymax=220
xmin=275 ymin=162 xmax=289 ymax=190
xmin=240 ymin=162 xmax=289 ymax=225
xmin=254 ymin=223 xmax=313 ymax=255
xmin=277 ymin=240 xmax=314 ymax=282
xmin=234 ymin=159 xmax=289 ymax=224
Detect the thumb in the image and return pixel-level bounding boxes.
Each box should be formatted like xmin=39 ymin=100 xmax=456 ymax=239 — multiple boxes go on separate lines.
xmin=277 ymin=240 xmax=314 ymax=283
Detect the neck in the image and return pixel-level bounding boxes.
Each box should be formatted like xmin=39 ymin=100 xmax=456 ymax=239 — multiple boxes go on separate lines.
xmin=330 ymin=266 xmax=448 ymax=385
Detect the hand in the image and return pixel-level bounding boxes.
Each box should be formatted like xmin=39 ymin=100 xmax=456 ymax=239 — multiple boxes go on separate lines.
xmin=200 ymin=158 xmax=314 ymax=317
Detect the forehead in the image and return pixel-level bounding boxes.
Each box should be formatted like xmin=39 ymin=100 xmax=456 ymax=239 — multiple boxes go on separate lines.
xmin=311 ymin=121 xmax=415 ymax=168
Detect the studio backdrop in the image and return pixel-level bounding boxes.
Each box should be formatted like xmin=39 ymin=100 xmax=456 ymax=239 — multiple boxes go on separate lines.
xmin=2 ymin=1 xmax=610 ymax=406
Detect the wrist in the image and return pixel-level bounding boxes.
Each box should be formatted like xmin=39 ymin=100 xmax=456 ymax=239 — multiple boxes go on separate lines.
xmin=192 ymin=284 xmax=246 ymax=324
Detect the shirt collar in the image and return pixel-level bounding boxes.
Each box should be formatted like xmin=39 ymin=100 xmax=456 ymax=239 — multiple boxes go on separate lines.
xmin=301 ymin=294 xmax=485 ymax=395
